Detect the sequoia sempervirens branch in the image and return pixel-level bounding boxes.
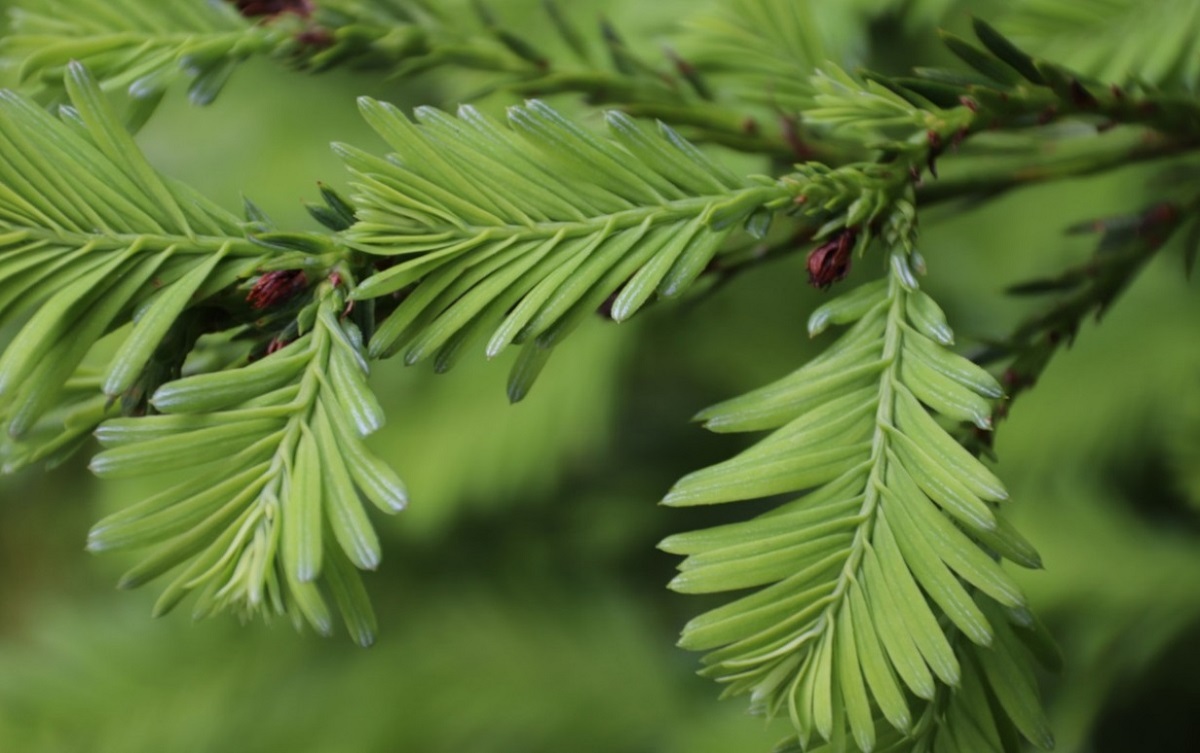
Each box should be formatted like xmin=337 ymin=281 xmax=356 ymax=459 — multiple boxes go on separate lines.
xmin=968 ymin=199 xmax=1196 ymax=445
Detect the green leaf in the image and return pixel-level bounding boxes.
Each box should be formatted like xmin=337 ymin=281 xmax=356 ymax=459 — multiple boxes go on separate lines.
xmin=847 ymin=580 xmax=911 ymax=732
xmin=315 ymin=402 xmax=382 ymax=571
xmin=862 ymin=544 xmax=937 ymax=701
xmin=151 ymin=343 xmax=311 ymax=414
xmin=973 ymin=602 xmax=1055 ymax=749
xmin=881 ymin=503 xmax=993 ymax=646
xmin=971 ymin=18 xmax=1047 ymax=85
xmin=323 ymin=544 xmax=379 ymax=648
xmin=835 ymin=604 xmax=876 ymax=752
xmin=284 ymin=423 xmax=325 ymax=582
xmin=104 ymin=244 xmax=231 ymax=396
xmin=939 ymin=31 xmax=1023 ymax=87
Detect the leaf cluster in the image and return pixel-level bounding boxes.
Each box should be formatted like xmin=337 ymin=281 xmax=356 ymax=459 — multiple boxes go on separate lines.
xmin=339 ymin=97 xmax=788 ymax=397
xmin=679 ymin=0 xmax=827 ymax=114
xmin=1002 ymin=0 xmax=1200 ymax=91
xmin=3 ymin=0 xmax=271 ymax=124
xmin=88 ymin=289 xmax=404 ymax=645
xmin=661 ymin=254 xmax=1052 ymax=751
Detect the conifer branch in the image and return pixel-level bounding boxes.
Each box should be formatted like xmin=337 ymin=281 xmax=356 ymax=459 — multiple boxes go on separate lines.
xmin=965 ymin=197 xmax=1198 ymax=446
xmin=916 ymin=129 xmax=1200 ymax=205
xmin=336 ymin=97 xmax=800 ymax=397
xmin=1 ymin=0 xmax=808 ymax=154
xmin=663 ymin=243 xmax=1050 ymax=751
xmin=1 ymin=8 xmax=1197 ymax=751
xmin=0 ymin=64 xmax=404 ymax=638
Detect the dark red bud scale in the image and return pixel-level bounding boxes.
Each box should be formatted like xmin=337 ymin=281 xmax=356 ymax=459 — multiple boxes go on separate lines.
xmin=1068 ymin=79 xmax=1098 ymax=110
xmin=296 ymin=28 xmax=334 ymax=49
xmin=806 ymin=229 xmax=857 ymax=290
xmin=780 ymin=115 xmax=815 ymax=161
xmin=229 ymin=0 xmax=314 ymax=19
xmin=246 ymin=270 xmax=308 ymax=310
xmin=597 ymin=287 xmax=621 ymax=320
xmin=1139 ymin=202 xmax=1178 ymax=229
xmin=951 ymin=127 xmax=968 ymax=152
xmin=926 ymin=130 xmax=943 ymax=179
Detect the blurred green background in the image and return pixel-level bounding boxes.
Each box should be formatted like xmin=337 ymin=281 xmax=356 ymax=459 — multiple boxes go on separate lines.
xmin=0 ymin=1 xmax=1198 ymax=751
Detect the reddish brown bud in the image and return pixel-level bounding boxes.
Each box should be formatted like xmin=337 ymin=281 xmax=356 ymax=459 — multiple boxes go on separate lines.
xmin=807 ymin=229 xmax=857 ymax=290
xmin=668 ymin=51 xmax=697 ymax=78
xmin=1068 ymin=79 xmax=1098 ymax=110
xmin=1140 ymin=202 xmax=1179 ymax=228
xmin=229 ymin=0 xmax=314 ymax=19
xmin=247 ymin=270 xmax=308 ymax=310
xmin=959 ymin=95 xmax=979 ymax=112
xmin=597 ymin=288 xmax=621 ymax=320
xmin=780 ymin=115 xmax=815 ymax=161
xmin=1001 ymin=369 xmax=1033 ymax=391
xmin=1037 ymin=105 xmax=1058 ymax=125
xmin=296 ymin=28 xmax=334 ymax=49
xmin=926 ymin=130 xmax=943 ymax=179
